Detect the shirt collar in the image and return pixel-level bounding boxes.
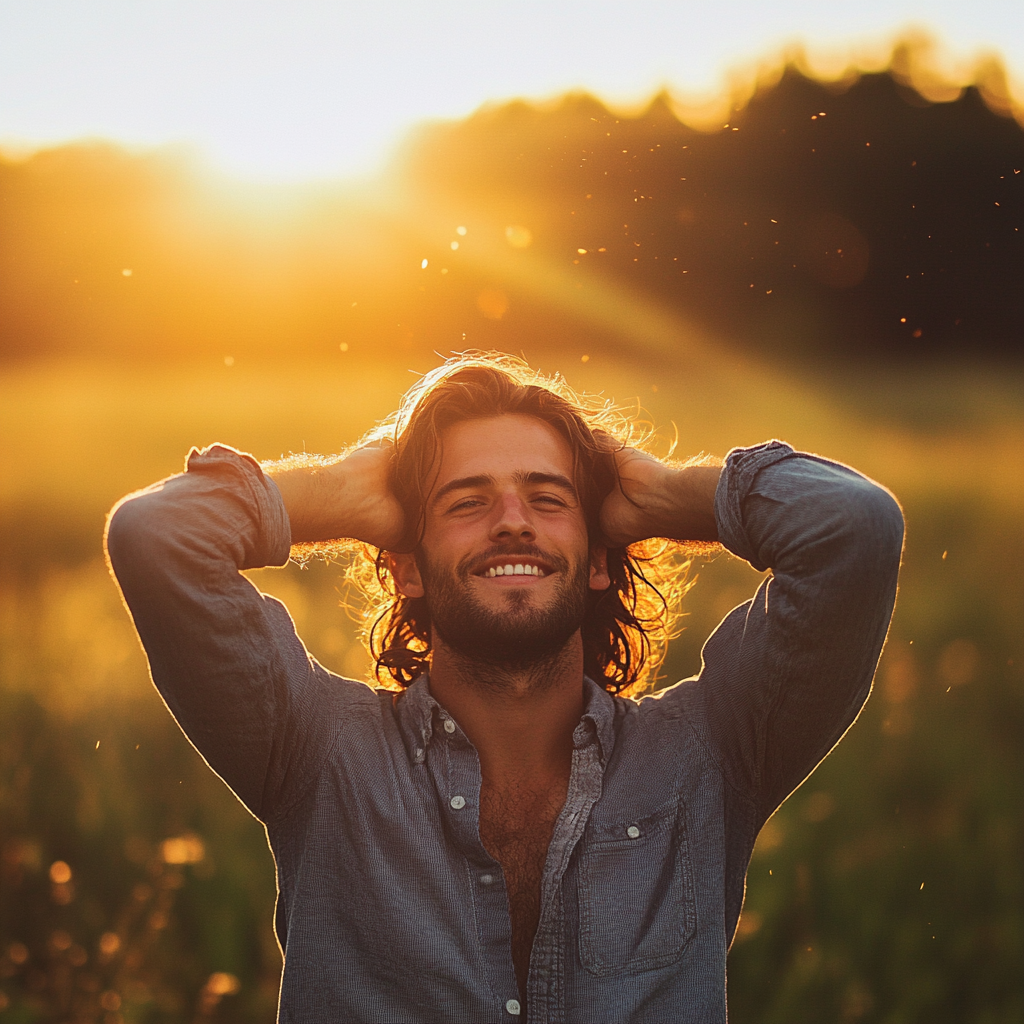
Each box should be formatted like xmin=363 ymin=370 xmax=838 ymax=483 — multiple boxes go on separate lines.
xmin=392 ymin=675 xmax=441 ymax=762
xmin=579 ymin=675 xmax=617 ymax=767
xmin=392 ymin=672 xmax=618 ymax=767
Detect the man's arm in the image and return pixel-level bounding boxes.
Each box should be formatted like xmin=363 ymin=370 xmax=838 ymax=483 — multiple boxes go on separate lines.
xmin=598 ymin=447 xmax=722 ymax=546
xmin=264 ymin=445 xmax=405 ymax=548
xmin=105 ymin=443 xmax=401 ymax=823
xmin=603 ymin=441 xmax=904 ymax=818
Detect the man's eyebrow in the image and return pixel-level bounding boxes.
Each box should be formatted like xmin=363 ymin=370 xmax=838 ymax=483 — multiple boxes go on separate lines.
xmin=431 ymin=475 xmax=494 ymax=507
xmin=514 ymin=471 xmax=577 ymax=496
xmin=431 ymin=471 xmax=577 ymax=507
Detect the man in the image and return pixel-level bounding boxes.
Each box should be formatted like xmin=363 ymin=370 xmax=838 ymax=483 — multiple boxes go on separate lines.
xmin=106 ymin=353 xmax=903 ymax=1023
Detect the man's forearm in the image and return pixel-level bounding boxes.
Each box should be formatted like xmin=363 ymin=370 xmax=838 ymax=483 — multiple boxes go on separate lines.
xmin=264 ymin=447 xmax=404 ymax=549
xmin=264 ymin=454 xmax=348 ymax=544
xmin=640 ymin=463 xmax=722 ymax=543
xmin=600 ymin=449 xmax=722 ymax=546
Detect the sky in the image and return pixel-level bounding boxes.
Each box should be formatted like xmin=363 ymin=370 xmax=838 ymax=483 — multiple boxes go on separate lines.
xmin=1 ymin=0 xmax=1021 ymax=181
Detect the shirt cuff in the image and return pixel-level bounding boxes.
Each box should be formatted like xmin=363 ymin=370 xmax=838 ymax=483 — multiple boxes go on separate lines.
xmin=185 ymin=443 xmax=293 ymax=569
xmin=713 ymin=440 xmax=795 ymax=572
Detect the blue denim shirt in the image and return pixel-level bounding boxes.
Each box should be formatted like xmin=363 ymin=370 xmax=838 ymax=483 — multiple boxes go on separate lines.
xmin=106 ymin=440 xmax=903 ymax=1024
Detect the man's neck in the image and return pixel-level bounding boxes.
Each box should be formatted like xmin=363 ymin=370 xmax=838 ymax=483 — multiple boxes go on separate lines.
xmin=427 ymin=634 xmax=585 ymax=787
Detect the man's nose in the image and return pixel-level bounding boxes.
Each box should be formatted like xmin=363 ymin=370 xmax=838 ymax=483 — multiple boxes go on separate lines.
xmin=489 ymin=493 xmax=535 ymax=542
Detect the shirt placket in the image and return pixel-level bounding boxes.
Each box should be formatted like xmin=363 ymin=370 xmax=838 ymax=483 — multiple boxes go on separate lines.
xmin=525 ymin=720 xmax=605 ymax=1024
xmin=431 ymin=710 xmax=524 ymax=1020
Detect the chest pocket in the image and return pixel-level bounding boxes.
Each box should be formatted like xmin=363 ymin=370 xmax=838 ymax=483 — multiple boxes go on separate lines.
xmin=578 ymin=798 xmax=696 ymax=976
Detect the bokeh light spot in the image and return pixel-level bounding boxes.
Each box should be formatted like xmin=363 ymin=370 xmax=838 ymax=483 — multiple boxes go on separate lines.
xmin=100 ymin=991 xmax=122 ymax=1011
xmin=476 ymin=288 xmax=509 ymax=320
xmin=49 ymin=860 xmax=72 ymax=884
xmin=505 ymin=225 xmax=532 ymax=249
xmin=160 ymin=834 xmax=206 ymax=864
xmin=206 ymin=972 xmax=241 ymax=995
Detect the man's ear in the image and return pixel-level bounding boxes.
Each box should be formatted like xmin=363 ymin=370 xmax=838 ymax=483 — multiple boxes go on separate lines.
xmin=589 ymin=545 xmax=611 ymax=591
xmin=388 ymin=552 xmax=425 ymax=598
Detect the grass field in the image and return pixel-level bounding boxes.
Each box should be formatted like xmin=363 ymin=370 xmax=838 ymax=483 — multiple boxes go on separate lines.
xmin=1 ymin=349 xmax=1021 ymax=1022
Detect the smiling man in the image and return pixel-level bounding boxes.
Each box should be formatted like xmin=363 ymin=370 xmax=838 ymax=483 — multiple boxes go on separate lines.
xmin=106 ymin=353 xmax=903 ymax=1023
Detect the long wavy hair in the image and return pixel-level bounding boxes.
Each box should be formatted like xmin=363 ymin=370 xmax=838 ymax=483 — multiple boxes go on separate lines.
xmin=303 ymin=353 xmax=709 ymax=697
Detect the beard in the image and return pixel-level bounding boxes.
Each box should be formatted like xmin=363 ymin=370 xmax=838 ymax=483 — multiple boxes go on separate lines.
xmin=418 ymin=543 xmax=590 ymax=673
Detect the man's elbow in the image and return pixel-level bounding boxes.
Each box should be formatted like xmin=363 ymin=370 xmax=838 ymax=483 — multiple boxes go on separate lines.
xmin=104 ymin=488 xmax=165 ymax=578
xmin=846 ymin=478 xmax=905 ymax=577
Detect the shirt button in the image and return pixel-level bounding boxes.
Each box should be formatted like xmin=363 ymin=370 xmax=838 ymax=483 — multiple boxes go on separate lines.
xmin=505 ymin=998 xmax=521 ymax=1015
xmin=627 ymin=825 xmax=641 ymax=839
xmin=480 ymin=873 xmax=494 ymax=885
xmin=443 ymin=719 xmax=456 ymax=734
xmin=450 ymin=795 xmax=466 ymax=810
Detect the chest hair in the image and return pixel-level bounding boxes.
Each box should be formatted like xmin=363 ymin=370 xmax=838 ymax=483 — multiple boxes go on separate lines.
xmin=479 ymin=776 xmax=569 ymax=1002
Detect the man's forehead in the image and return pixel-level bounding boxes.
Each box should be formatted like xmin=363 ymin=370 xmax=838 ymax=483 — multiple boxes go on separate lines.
xmin=433 ymin=414 xmax=573 ymax=484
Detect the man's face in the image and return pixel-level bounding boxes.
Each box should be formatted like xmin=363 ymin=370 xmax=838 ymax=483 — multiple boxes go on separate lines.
xmin=392 ymin=414 xmax=609 ymax=669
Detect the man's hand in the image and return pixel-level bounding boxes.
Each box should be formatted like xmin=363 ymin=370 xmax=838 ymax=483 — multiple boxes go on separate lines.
xmin=266 ymin=445 xmax=406 ymax=549
xmin=599 ymin=446 xmax=722 ymax=547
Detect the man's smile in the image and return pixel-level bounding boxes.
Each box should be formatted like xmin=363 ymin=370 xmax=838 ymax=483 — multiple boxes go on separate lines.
xmin=473 ymin=555 xmax=554 ymax=581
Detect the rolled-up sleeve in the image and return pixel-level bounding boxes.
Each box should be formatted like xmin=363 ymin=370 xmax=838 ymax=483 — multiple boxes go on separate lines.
xmin=105 ymin=444 xmax=350 ymax=822
xmin=685 ymin=441 xmax=904 ymax=819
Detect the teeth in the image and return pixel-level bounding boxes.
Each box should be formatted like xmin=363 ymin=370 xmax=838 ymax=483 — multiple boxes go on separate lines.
xmin=485 ymin=564 xmax=545 ymax=578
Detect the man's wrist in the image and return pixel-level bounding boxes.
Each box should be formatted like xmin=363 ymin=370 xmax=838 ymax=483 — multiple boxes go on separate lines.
xmin=264 ymin=457 xmax=347 ymax=544
xmin=655 ymin=463 xmax=722 ymax=543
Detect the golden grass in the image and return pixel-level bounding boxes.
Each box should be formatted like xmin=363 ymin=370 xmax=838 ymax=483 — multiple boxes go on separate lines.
xmin=2 ymin=352 xmax=1019 ymax=514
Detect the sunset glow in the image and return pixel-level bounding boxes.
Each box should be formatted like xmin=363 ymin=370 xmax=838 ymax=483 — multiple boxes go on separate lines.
xmin=1 ymin=3 xmax=1021 ymax=1016
xmin=1 ymin=1 xmax=1021 ymax=180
